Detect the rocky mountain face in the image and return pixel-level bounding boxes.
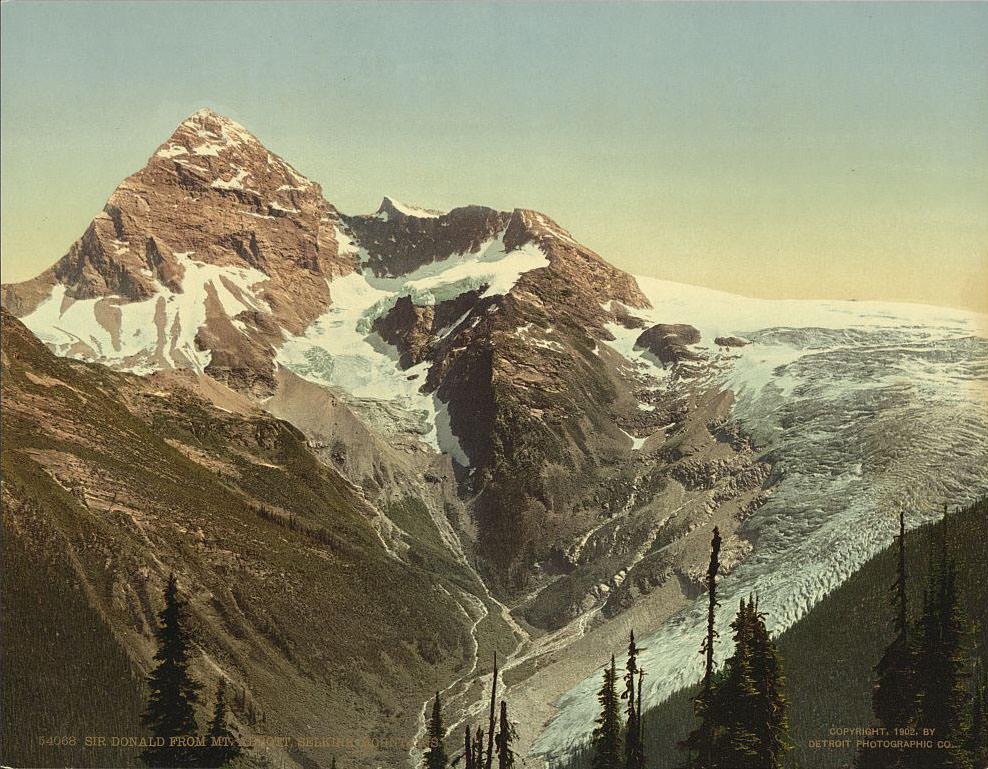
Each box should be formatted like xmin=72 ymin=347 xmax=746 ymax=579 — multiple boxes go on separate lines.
xmin=344 ymin=201 xmax=669 ymax=588
xmin=2 ymin=110 xmax=781 ymax=765
xmin=2 ymin=109 xmax=355 ymax=396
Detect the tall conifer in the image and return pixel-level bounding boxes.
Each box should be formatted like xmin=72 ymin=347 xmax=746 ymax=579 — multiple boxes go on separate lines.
xmin=473 ymin=726 xmax=485 ymax=769
xmin=591 ymin=656 xmax=623 ymax=769
xmin=711 ymin=599 xmax=762 ymax=769
xmin=680 ymin=527 xmax=722 ymax=767
xmin=622 ymin=632 xmax=644 ymax=769
xmin=424 ymin=692 xmax=448 ymax=769
xmin=485 ymin=653 xmax=498 ymax=769
xmin=495 ymin=700 xmax=516 ymax=769
xmin=465 ymin=724 xmax=475 ymax=769
xmin=141 ymin=573 xmax=202 ymax=768
xmin=913 ymin=529 xmax=973 ymax=769
xmin=746 ymin=597 xmax=790 ymax=768
xmin=204 ymin=679 xmax=241 ymax=767
xmin=702 ymin=528 xmax=722 ymax=696
xmin=861 ymin=509 xmax=916 ymax=769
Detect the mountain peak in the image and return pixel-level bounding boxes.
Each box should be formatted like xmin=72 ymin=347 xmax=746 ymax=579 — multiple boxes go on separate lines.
xmin=181 ymin=108 xmax=257 ymax=140
xmin=1 ymin=108 xmax=356 ymax=393
xmin=151 ymin=108 xmax=267 ymax=166
xmin=377 ymin=196 xmax=444 ymax=220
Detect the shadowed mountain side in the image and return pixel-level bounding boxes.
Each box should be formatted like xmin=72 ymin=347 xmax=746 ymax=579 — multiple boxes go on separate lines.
xmin=0 ymin=308 xmax=514 ymax=769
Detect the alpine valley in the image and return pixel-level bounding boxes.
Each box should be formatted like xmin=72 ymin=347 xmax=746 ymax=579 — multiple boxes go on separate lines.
xmin=2 ymin=110 xmax=986 ymax=769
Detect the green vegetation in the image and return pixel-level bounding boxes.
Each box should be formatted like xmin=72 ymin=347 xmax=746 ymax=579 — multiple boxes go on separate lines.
xmin=0 ymin=509 xmax=143 ymax=768
xmin=591 ymin=656 xmax=623 ymax=769
xmin=622 ymin=632 xmax=645 ymax=769
xmin=456 ymin=657 xmax=519 ymax=769
xmin=204 ymin=680 xmax=242 ymax=768
xmin=424 ymin=693 xmax=448 ymax=769
xmin=0 ymin=308 xmax=512 ymax=768
xmin=495 ymin=700 xmax=517 ymax=769
xmin=140 ymin=574 xmax=203 ymax=767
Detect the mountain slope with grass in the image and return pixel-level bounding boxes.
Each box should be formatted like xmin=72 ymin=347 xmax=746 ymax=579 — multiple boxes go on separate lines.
xmin=0 ymin=307 xmax=514 ymax=769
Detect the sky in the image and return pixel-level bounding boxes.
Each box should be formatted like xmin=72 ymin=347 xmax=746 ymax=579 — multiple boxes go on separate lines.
xmin=2 ymin=1 xmax=986 ymax=313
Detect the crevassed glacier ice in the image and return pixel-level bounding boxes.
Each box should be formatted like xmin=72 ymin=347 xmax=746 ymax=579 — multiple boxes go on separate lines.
xmin=532 ymin=280 xmax=988 ymax=760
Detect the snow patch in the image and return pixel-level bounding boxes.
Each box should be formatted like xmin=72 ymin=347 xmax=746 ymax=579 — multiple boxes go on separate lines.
xmin=619 ymin=428 xmax=648 ymax=451
xmin=156 ymin=144 xmax=188 ymax=159
xmin=363 ymin=232 xmax=549 ymax=305
xmin=386 ymin=197 xmax=443 ymax=219
xmin=211 ymin=168 xmax=249 ymax=191
xmin=20 ymin=253 xmax=269 ymax=375
xmin=277 ymin=227 xmax=550 ymax=454
xmin=192 ymin=142 xmax=224 ymax=157
xmin=269 ymin=201 xmax=300 ymax=214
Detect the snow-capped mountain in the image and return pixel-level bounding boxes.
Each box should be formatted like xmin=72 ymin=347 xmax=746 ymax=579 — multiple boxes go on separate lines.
xmin=3 ymin=110 xmax=986 ymax=767
xmin=3 ymin=109 xmax=354 ymax=395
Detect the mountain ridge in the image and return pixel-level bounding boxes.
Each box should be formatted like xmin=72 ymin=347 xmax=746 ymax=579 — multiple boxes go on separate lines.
xmin=4 ymin=110 xmax=986 ymax=768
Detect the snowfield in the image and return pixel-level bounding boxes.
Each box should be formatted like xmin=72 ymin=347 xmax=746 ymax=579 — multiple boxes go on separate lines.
xmin=19 ymin=252 xmax=270 ymax=374
xmin=275 ymin=228 xmax=549 ymax=455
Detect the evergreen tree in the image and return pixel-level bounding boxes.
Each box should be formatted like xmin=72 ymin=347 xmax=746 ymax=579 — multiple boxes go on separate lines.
xmin=473 ymin=727 xmax=485 ymax=769
xmin=424 ymin=692 xmax=448 ymax=769
xmin=622 ymin=632 xmax=645 ymax=769
xmin=746 ymin=597 xmax=791 ymax=768
xmin=495 ymin=700 xmax=516 ymax=769
xmin=204 ymin=679 xmax=241 ymax=767
xmin=710 ymin=599 xmax=762 ymax=769
xmin=636 ymin=668 xmax=645 ymax=761
xmin=702 ymin=529 xmax=723 ymax=695
xmin=141 ymin=573 xmax=203 ymax=768
xmin=680 ymin=527 xmax=721 ymax=767
xmin=913 ymin=529 xmax=973 ymax=769
xmin=591 ymin=656 xmax=623 ymax=769
xmin=465 ymin=724 xmax=475 ymax=769
xmin=680 ymin=595 xmax=790 ymax=769
xmin=860 ymin=509 xmax=917 ymax=769
xmin=486 ymin=653 xmax=498 ymax=769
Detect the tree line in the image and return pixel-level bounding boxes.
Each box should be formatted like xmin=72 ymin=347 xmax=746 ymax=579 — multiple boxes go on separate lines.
xmin=140 ymin=574 xmax=242 ymax=768
xmin=857 ymin=509 xmax=986 ymax=769
xmin=423 ymin=651 xmax=518 ymax=769
xmin=568 ymin=508 xmax=983 ymax=769
xmin=138 ymin=504 xmax=985 ymax=769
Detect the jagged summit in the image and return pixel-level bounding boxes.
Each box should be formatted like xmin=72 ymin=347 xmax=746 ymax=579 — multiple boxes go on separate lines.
xmin=151 ymin=108 xmax=313 ymax=194
xmin=0 ymin=109 xmax=355 ymax=394
xmin=180 ymin=107 xmax=259 ymax=142
xmin=2 ymin=109 xmax=647 ymax=400
xmin=376 ymin=196 xmax=444 ymax=220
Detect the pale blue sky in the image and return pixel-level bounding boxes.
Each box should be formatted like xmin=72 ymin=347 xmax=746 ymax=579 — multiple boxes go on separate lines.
xmin=2 ymin=2 xmax=986 ymax=310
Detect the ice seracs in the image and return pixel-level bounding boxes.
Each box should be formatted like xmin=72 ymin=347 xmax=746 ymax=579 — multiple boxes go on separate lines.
xmin=531 ymin=280 xmax=988 ymax=761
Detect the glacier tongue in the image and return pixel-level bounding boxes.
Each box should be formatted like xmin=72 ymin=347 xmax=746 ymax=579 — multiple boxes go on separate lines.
xmin=532 ymin=280 xmax=988 ymax=760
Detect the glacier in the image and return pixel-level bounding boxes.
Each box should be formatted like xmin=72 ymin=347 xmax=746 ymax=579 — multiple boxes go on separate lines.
xmin=531 ymin=278 xmax=988 ymax=760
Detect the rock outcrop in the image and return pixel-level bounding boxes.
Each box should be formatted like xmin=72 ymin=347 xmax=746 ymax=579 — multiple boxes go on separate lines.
xmin=715 ymin=335 xmax=750 ymax=348
xmin=634 ymin=323 xmax=702 ymax=364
